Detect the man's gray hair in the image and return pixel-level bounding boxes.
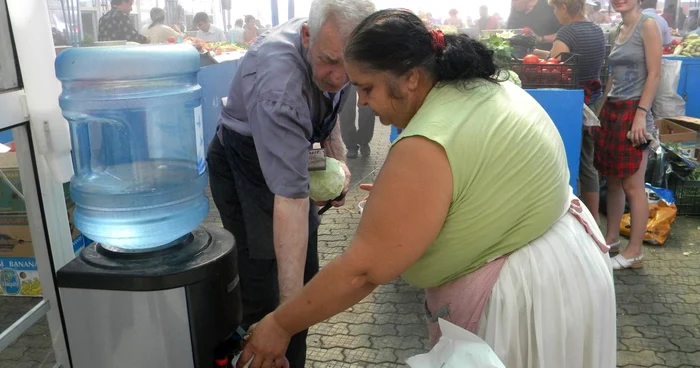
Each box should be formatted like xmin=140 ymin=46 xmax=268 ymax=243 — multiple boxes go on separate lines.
xmin=307 ymin=0 xmax=376 ymax=41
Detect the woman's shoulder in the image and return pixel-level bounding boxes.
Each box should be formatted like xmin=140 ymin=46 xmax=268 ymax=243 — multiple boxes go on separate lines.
xmin=561 ymin=21 xmax=603 ymax=35
xmin=420 ymin=81 xmax=545 ymax=129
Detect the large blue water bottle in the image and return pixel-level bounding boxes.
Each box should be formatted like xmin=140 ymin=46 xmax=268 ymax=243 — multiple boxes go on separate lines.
xmin=55 ymin=45 xmax=209 ymax=252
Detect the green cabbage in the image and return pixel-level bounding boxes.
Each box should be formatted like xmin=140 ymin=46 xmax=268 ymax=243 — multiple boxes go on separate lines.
xmin=309 ymin=157 xmax=346 ymax=202
xmin=506 ymin=70 xmax=522 ymax=87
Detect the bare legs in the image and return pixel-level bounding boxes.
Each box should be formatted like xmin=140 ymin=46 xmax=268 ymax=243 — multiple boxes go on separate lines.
xmin=604 ymin=152 xmax=648 ymax=258
xmin=580 ymin=191 xmax=600 ymax=225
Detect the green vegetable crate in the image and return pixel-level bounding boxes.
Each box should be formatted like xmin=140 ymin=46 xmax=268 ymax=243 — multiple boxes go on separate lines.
xmin=668 ymin=172 xmax=700 ymax=215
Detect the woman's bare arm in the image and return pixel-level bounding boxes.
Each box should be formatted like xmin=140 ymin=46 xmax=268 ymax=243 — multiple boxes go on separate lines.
xmin=272 ymin=136 xmax=454 ymax=335
xmin=637 ymin=18 xmax=662 ymax=112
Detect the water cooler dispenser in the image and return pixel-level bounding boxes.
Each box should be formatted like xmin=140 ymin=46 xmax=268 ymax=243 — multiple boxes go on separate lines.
xmin=53 ymin=45 xmax=242 ymax=368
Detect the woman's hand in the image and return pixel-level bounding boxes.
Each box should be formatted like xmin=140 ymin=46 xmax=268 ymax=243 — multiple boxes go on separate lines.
xmin=237 ymin=313 xmax=292 ymax=368
xmin=359 ymin=183 xmax=373 ymax=200
xmin=629 ymin=111 xmax=648 ymax=147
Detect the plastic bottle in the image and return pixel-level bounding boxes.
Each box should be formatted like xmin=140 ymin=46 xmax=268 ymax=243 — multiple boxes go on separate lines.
xmin=55 ymin=45 xmax=209 ymax=252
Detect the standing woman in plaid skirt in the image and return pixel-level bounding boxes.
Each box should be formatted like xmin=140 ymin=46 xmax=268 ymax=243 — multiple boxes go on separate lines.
xmin=595 ymin=0 xmax=662 ymax=270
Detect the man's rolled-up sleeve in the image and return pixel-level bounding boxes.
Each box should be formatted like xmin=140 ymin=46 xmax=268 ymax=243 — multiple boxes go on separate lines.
xmin=249 ymin=99 xmax=312 ymax=199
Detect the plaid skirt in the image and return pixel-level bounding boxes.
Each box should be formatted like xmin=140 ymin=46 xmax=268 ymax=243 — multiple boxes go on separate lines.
xmin=594 ymin=99 xmax=644 ymax=178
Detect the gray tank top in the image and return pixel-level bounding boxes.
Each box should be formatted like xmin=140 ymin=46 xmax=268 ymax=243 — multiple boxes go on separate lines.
xmin=608 ymin=15 xmax=655 ymax=130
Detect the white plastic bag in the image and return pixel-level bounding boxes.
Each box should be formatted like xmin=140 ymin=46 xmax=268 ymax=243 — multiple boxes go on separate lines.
xmin=653 ymin=59 xmax=685 ymax=118
xmin=583 ymin=104 xmax=601 ymax=127
xmin=405 ymin=319 xmax=505 ymax=368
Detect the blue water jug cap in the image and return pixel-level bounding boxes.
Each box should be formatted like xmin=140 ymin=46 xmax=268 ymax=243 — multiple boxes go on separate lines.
xmin=55 ymin=44 xmax=200 ymax=81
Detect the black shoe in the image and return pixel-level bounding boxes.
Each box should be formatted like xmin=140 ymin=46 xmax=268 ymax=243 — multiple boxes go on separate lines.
xmin=360 ymin=144 xmax=371 ymax=157
xmin=347 ymin=146 xmax=359 ymax=159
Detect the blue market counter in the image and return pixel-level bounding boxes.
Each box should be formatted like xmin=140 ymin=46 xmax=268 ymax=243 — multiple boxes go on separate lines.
xmin=198 ymin=56 xmax=243 ymax=146
xmin=390 ymin=89 xmax=584 ymax=193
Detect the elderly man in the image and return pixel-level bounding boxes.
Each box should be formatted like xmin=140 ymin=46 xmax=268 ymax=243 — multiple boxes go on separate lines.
xmin=206 ymin=0 xmax=375 ymax=366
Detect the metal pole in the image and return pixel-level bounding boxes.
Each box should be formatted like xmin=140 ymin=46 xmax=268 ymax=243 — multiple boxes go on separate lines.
xmin=288 ymin=0 xmax=294 ymax=20
xmin=271 ymin=0 xmax=279 ymax=26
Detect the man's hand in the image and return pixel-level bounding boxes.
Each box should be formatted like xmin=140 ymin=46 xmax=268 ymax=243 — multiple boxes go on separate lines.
xmin=315 ymin=162 xmax=352 ymax=207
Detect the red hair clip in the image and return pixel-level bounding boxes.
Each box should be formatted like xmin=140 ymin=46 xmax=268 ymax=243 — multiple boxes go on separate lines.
xmin=431 ymin=29 xmax=445 ymax=53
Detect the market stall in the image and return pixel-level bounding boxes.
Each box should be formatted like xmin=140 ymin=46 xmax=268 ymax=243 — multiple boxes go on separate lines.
xmin=199 ymin=51 xmax=246 ymax=145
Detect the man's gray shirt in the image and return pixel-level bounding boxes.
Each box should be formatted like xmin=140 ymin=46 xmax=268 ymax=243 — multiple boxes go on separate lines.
xmin=218 ymin=18 xmax=347 ymax=199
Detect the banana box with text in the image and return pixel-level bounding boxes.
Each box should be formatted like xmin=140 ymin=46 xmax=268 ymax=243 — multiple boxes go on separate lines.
xmin=0 ymin=152 xmax=91 ymax=297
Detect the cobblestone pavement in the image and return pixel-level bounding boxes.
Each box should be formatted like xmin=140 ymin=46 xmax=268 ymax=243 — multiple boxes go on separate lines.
xmin=1 ymin=124 xmax=699 ymax=367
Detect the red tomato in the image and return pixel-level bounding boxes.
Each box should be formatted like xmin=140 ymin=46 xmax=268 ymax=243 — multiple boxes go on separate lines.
xmin=539 ymin=59 xmax=548 ymax=64
xmin=546 ymin=58 xmax=560 ymax=64
xmin=166 ymin=36 xmax=176 ymax=43
xmin=523 ymin=54 xmax=540 ymax=64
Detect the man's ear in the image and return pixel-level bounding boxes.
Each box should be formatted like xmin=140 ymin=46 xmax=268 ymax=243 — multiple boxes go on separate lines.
xmin=301 ymin=23 xmax=311 ymax=49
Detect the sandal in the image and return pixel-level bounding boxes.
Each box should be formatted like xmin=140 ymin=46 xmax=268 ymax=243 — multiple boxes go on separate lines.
xmin=608 ymin=240 xmax=621 ymax=253
xmin=611 ymin=253 xmax=644 ymax=270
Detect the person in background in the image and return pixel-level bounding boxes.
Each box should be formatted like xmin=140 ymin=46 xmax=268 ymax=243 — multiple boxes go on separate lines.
xmin=424 ymin=12 xmax=441 ymax=25
xmin=237 ymin=9 xmax=615 ymax=368
xmin=444 ymin=9 xmax=463 ymax=28
xmin=641 ymin=0 xmax=672 ymax=46
xmin=476 ymin=5 xmax=500 ymax=32
xmin=493 ymin=12 xmax=505 ymax=28
xmin=508 ymin=0 xmax=561 ymax=50
xmin=662 ymin=4 xmax=677 ymax=28
xmin=98 ymin=0 xmax=148 ymax=43
xmin=229 ymin=19 xmax=245 ymax=44
xmin=143 ymin=7 xmax=181 ymax=43
xmin=192 ymin=12 xmax=227 ymax=42
xmin=588 ymin=1 xmax=612 ymax=24
xmin=678 ymin=7 xmax=687 ymax=31
xmin=244 ymin=15 xmax=260 ymax=43
xmin=596 ymin=0 xmax=662 ymax=270
xmin=538 ymin=0 xmax=606 ymax=224
xmin=206 ymin=1 xmax=376 ymax=367
xmin=339 ymin=85 xmax=376 ymax=158
xmin=684 ymin=9 xmax=698 ymax=33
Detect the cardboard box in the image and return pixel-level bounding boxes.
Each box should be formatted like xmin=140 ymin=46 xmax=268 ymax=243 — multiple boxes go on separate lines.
xmin=0 ymin=152 xmax=89 ymax=297
xmin=657 ymin=119 xmax=697 ymax=144
xmin=660 ymin=117 xmax=700 ymax=160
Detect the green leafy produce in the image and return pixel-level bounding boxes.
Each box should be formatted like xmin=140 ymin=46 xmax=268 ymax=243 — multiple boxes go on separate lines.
xmin=309 ymin=157 xmax=346 ymax=202
xmin=505 ymin=70 xmax=521 ymax=87
xmin=690 ymin=167 xmax=700 ymax=181
xmin=666 ymin=142 xmax=700 ymax=180
xmin=481 ymin=34 xmax=512 ymax=70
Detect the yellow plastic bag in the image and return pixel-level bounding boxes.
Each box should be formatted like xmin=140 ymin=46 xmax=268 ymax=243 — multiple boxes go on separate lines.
xmin=620 ymin=201 xmax=677 ymax=245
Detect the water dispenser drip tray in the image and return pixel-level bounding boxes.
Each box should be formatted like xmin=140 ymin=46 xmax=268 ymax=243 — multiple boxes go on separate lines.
xmin=88 ymin=231 xmax=206 ymax=267
xmin=58 ymin=226 xmax=234 ymax=292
